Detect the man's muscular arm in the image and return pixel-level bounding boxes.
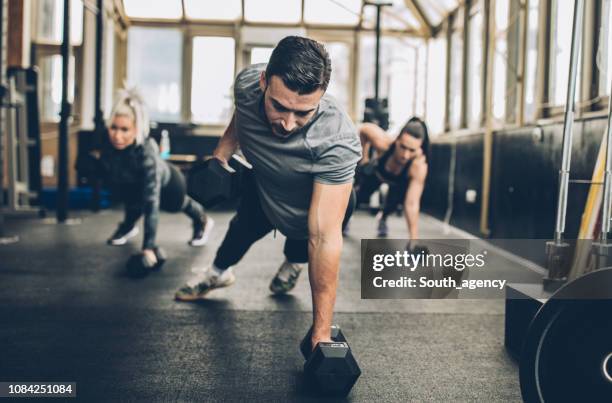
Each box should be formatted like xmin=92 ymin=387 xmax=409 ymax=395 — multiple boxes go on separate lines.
xmin=307 ymin=181 xmax=352 ymax=349
xmin=213 ymin=113 xmax=239 ymax=164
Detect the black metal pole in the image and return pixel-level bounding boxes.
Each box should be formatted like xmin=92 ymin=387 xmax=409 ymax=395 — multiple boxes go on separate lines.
xmin=57 ymin=0 xmax=71 ymax=222
xmin=374 ymin=4 xmax=381 ymax=101
xmin=0 ymin=0 xmax=5 ymax=233
xmin=93 ymin=0 xmax=104 ymax=131
xmin=90 ymin=0 xmax=104 ymax=212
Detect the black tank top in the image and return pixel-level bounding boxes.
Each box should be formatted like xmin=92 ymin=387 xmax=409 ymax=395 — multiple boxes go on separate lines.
xmin=375 ymin=143 xmax=412 ymax=186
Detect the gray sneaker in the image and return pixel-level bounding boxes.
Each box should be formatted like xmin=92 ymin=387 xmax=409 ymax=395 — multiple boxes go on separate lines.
xmin=377 ymin=217 xmax=388 ymax=237
xmin=269 ymin=260 xmax=303 ymax=294
xmin=175 ymin=266 xmax=235 ymax=301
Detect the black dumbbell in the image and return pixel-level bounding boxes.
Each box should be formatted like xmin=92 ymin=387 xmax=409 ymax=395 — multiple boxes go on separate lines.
xmin=300 ymin=324 xmax=346 ymax=359
xmin=187 ymin=154 xmax=252 ymax=208
xmin=126 ymin=247 xmax=167 ymax=277
xmin=301 ymin=326 xmax=361 ymax=397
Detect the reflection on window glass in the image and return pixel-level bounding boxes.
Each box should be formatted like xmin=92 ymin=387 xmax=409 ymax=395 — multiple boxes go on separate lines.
xmin=359 ymin=35 xmax=419 ymax=134
xmin=250 ymin=47 xmax=274 ymax=64
xmin=127 ymin=27 xmax=182 ymax=122
xmin=467 ymin=9 xmax=483 ymax=128
xmin=123 ymin=0 xmax=182 ymax=19
xmin=449 ymin=10 xmax=464 ymax=130
xmin=191 ymin=37 xmax=236 ymax=125
xmin=426 ymin=37 xmax=447 ymax=135
xmin=550 ymin=0 xmax=580 ymax=106
xmin=305 ymin=0 xmax=360 ymax=25
xmin=35 ymin=0 xmax=83 ymax=44
xmin=323 ymin=42 xmax=351 ymax=113
xmin=598 ymin=0 xmax=612 ymax=95
xmin=492 ymin=0 xmax=508 ymax=123
xmin=524 ymin=0 xmax=539 ymax=122
xmin=244 ymin=0 xmax=301 ymax=23
xmin=40 ymin=55 xmax=75 ymax=122
xmin=184 ymin=0 xmax=241 ymax=20
xmin=420 ymin=0 xmax=460 ymax=27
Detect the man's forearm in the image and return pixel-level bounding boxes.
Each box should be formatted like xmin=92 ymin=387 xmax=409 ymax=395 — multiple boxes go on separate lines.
xmin=405 ymin=206 xmax=419 ymax=240
xmin=214 ymin=115 xmax=239 ymax=161
xmin=308 ymin=234 xmax=342 ymax=343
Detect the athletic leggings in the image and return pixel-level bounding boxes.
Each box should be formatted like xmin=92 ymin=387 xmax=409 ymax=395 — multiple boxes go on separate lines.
xmin=214 ymin=171 xmax=355 ymax=269
xmin=121 ymin=163 xmax=205 ymax=233
xmin=355 ymin=166 xmax=408 ymax=219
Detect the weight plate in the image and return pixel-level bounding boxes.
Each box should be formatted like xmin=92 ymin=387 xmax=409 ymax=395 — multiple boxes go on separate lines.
xmin=520 ymin=268 xmax=612 ymax=403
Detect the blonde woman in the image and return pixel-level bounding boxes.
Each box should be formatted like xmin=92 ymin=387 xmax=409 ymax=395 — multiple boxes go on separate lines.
xmin=101 ymin=88 xmax=213 ymax=265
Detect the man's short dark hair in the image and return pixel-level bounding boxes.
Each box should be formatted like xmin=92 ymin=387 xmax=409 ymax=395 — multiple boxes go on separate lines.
xmin=265 ymin=36 xmax=332 ymax=94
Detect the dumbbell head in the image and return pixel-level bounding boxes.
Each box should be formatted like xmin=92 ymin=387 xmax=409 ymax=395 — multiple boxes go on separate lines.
xmin=304 ymin=342 xmax=361 ymax=397
xmin=153 ymin=247 xmax=167 ymax=269
xmin=300 ymin=325 xmax=346 ymax=360
xmin=125 ymin=253 xmax=156 ymax=278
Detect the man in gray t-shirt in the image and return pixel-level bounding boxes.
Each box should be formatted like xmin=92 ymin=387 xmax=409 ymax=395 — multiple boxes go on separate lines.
xmin=176 ymin=36 xmax=361 ymax=350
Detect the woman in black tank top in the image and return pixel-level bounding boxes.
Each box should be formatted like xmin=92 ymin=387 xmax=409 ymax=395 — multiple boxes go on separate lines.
xmin=353 ymin=117 xmax=429 ymax=238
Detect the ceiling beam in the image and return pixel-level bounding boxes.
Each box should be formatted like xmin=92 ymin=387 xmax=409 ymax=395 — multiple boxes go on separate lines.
xmin=404 ymin=0 xmax=431 ymax=37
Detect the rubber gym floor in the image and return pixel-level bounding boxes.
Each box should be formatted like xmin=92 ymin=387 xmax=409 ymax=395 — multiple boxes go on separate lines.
xmin=0 ymin=210 xmax=541 ymax=402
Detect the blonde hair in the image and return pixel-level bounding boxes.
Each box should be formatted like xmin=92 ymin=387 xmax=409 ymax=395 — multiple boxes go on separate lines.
xmin=109 ymin=87 xmax=150 ymax=145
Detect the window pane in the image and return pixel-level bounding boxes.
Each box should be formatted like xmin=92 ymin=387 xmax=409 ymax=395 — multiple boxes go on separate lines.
xmin=467 ymin=10 xmax=483 ymax=128
xmin=598 ymin=0 xmax=612 ymax=95
xmin=492 ymin=0 xmax=508 ymax=123
xmin=550 ymin=0 xmax=580 ymax=106
xmin=323 ymin=42 xmax=351 ymax=113
xmin=103 ymin=17 xmax=116 ymax=119
xmin=358 ymin=35 xmax=418 ymax=134
xmin=250 ymin=47 xmax=274 ymax=64
xmin=39 ymin=55 xmax=75 ymax=122
xmin=191 ymin=37 xmax=236 ymax=125
xmin=184 ymin=0 xmax=241 ymax=20
xmin=426 ymin=37 xmax=447 ymax=135
xmin=449 ymin=10 xmax=464 ymax=130
xmin=362 ymin=0 xmax=419 ymax=31
xmin=34 ymin=0 xmax=83 ymax=45
xmin=420 ymin=0 xmax=460 ymax=27
xmin=127 ymin=27 xmax=182 ymax=122
xmin=524 ymin=0 xmax=540 ymax=122
xmin=304 ymin=0 xmax=360 ymax=26
xmin=123 ymin=0 xmax=182 ymax=20
xmin=244 ymin=0 xmax=301 ymax=24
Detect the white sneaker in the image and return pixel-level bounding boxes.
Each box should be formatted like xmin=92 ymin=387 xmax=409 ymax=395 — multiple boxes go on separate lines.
xmin=175 ymin=266 xmax=235 ymax=301
xmin=107 ymin=226 xmax=139 ymax=246
xmin=269 ymin=260 xmax=304 ymax=294
xmin=189 ymin=216 xmax=215 ymax=247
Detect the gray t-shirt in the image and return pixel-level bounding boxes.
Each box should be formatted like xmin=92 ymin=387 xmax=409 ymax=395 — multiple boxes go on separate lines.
xmin=233 ymin=64 xmax=362 ymax=239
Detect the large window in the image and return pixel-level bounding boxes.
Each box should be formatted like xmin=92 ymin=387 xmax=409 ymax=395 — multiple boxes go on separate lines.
xmin=598 ymin=0 xmax=612 ymax=96
xmin=191 ymin=37 xmax=236 ymax=125
xmin=244 ymin=0 xmax=301 ymax=24
xmin=250 ymin=47 xmax=274 ymax=65
xmin=323 ymin=41 xmax=351 ymax=113
xmin=123 ymin=0 xmax=182 ymax=20
xmin=39 ymin=55 xmax=75 ymax=122
xmin=304 ymin=0 xmax=361 ymax=26
xmin=34 ymin=0 xmax=83 ymax=45
xmin=449 ymin=10 xmax=464 ymax=130
xmin=184 ymin=0 xmax=241 ymax=21
xmin=492 ymin=0 xmax=509 ymax=123
xmin=467 ymin=2 xmax=484 ymax=129
xmin=358 ymin=36 xmax=420 ymax=134
xmin=426 ymin=37 xmax=447 ymax=135
xmin=549 ymin=0 xmax=580 ymax=106
xmin=524 ymin=0 xmax=540 ymax=122
xmin=127 ymin=27 xmax=182 ymax=122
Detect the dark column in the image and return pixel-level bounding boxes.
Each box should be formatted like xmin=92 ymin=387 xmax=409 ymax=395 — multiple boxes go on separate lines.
xmin=57 ymin=0 xmax=71 ymax=222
